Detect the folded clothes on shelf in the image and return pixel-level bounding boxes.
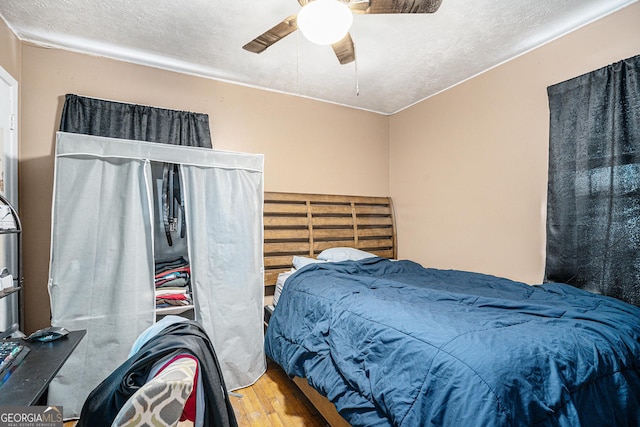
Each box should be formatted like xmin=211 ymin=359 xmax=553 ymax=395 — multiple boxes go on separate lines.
xmin=155 ymin=257 xmax=192 ymax=308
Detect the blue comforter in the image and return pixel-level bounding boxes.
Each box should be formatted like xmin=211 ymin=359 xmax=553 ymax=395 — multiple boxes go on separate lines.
xmin=264 ymin=258 xmax=640 ymax=426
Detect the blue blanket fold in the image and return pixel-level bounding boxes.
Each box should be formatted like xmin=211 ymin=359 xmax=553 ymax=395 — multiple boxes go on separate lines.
xmin=264 ymin=258 xmax=640 ymax=426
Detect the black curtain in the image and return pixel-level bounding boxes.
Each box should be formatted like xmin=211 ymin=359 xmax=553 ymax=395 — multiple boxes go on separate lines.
xmin=59 ymin=94 xmax=212 ymax=147
xmin=545 ymin=54 xmax=640 ymax=306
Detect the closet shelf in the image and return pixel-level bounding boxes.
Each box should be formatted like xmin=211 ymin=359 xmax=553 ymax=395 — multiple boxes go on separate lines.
xmin=0 ymin=193 xmax=23 ymax=331
xmin=155 ymin=305 xmax=195 ymax=316
xmin=0 ymin=286 xmax=21 ymax=298
xmin=0 ymin=228 xmax=20 ymax=234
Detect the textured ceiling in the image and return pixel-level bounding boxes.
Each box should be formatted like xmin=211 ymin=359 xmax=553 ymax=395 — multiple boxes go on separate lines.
xmin=0 ymin=0 xmax=635 ymax=115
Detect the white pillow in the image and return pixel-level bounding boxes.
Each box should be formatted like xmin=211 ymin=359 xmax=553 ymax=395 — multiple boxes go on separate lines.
xmin=292 ymin=256 xmax=326 ymax=269
xmin=317 ymin=247 xmax=377 ymax=262
xmin=273 ymin=269 xmax=294 ymax=306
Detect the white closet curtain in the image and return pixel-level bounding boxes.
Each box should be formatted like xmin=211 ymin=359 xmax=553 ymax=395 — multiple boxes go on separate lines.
xmin=182 ymin=166 xmax=265 ymax=390
xmin=48 ymin=132 xmax=265 ymax=417
xmin=48 ymin=137 xmax=156 ymax=417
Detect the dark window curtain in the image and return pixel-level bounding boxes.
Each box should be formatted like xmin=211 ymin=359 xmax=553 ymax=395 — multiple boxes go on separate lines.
xmin=59 ymin=94 xmax=212 ymax=148
xmin=545 ymin=54 xmax=640 ymax=306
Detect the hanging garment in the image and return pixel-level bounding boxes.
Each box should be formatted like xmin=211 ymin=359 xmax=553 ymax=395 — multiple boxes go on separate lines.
xmin=162 ymin=163 xmax=186 ymax=246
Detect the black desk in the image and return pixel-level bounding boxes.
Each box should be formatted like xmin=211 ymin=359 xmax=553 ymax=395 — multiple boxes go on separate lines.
xmin=0 ymin=329 xmax=85 ymax=406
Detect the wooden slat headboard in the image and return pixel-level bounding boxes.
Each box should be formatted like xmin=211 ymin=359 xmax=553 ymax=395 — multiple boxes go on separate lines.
xmin=264 ymin=192 xmax=396 ymax=289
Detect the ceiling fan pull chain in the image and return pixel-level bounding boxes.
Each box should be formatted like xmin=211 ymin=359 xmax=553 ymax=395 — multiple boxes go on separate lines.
xmin=355 ymin=55 xmax=359 ymax=96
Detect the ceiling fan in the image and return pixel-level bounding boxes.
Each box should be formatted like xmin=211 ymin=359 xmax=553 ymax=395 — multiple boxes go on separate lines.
xmin=243 ymin=0 xmax=444 ymax=65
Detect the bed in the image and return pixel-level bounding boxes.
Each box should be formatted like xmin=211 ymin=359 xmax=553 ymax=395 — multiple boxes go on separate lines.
xmin=262 ymin=192 xmax=640 ymax=427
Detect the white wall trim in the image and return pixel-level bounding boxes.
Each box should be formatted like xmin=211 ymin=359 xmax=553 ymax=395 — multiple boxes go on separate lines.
xmin=0 ymin=65 xmax=18 ymax=207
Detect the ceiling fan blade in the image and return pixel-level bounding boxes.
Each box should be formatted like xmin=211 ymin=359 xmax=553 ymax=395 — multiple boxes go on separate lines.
xmin=347 ymin=0 xmax=370 ymax=14
xmin=242 ymin=15 xmax=298 ymax=54
xmin=331 ymin=33 xmax=355 ymax=65
xmin=366 ymin=0 xmax=443 ymax=14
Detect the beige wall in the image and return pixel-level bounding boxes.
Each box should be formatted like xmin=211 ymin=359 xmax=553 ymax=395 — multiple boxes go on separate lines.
xmin=0 ymin=17 xmax=20 ymax=81
xmin=390 ymin=2 xmax=640 ymax=284
xmin=18 ymin=45 xmax=389 ymax=332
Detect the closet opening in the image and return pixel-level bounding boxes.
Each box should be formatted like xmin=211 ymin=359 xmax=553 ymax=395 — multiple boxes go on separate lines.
xmin=151 ymin=161 xmax=194 ymax=321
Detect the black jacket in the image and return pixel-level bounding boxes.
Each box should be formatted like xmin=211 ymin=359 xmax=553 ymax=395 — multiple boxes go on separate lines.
xmin=77 ymin=320 xmax=238 ymax=427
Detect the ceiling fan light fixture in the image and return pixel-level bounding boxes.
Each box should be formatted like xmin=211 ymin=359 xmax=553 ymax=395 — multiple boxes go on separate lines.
xmin=297 ymin=0 xmax=353 ymax=46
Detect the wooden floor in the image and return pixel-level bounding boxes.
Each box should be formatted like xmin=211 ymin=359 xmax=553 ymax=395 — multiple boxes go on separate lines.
xmin=231 ymin=359 xmax=328 ymax=427
xmin=64 ymin=359 xmax=329 ymax=427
